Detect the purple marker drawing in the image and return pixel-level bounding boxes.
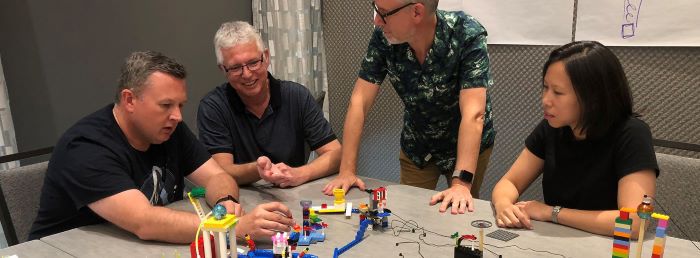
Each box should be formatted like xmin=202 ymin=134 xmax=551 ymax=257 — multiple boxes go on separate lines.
xmin=622 ymin=0 xmax=644 ymax=39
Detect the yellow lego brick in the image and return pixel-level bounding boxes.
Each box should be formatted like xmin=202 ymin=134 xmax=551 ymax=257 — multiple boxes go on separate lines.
xmin=651 ymin=213 xmax=669 ymax=220
xmin=317 ymin=207 xmax=346 ymax=213
xmin=204 ymin=214 xmax=238 ymax=230
xmin=620 ymin=207 xmax=636 ymax=213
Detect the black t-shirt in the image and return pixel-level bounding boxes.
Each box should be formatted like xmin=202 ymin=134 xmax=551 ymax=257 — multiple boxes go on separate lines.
xmin=28 ymin=104 xmax=210 ymax=240
xmin=525 ymin=117 xmax=659 ymax=211
xmin=197 ymin=72 xmax=336 ymax=167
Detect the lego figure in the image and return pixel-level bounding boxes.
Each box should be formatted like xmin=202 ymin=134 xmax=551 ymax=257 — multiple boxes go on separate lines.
xmin=356 ymin=188 xmax=391 ymax=231
xmin=245 ymin=234 xmax=256 ymax=252
xmin=635 ymin=195 xmax=654 ymax=258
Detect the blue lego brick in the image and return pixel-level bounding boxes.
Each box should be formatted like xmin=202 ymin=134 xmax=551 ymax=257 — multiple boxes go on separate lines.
xmin=239 ymin=249 xmax=318 ymax=258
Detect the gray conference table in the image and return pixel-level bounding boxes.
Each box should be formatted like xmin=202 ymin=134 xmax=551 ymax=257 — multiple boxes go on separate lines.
xmin=32 ymin=176 xmax=700 ymax=257
xmin=0 ymin=239 xmax=73 ymax=258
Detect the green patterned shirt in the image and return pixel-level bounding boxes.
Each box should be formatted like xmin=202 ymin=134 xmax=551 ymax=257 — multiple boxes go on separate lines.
xmin=359 ymin=10 xmax=495 ymax=172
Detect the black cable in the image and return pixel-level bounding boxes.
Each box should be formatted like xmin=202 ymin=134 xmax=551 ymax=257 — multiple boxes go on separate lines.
xmin=395 ymin=241 xmax=425 ymax=258
xmin=390 ymin=212 xmax=453 ymax=238
xmin=390 ymin=211 xmax=569 ymax=257
xmin=649 ymin=196 xmax=700 ymax=252
xmin=485 ymin=243 xmax=568 ymax=258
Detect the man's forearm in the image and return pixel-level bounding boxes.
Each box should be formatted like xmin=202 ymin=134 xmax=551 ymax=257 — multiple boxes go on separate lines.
xmin=300 ymin=148 xmax=341 ymax=180
xmin=204 ymin=172 xmax=241 ymax=207
xmin=455 ymin=117 xmax=483 ymax=173
xmin=220 ymin=162 xmax=259 ymax=185
xmin=339 ymin=104 xmax=366 ymax=176
xmin=133 ymin=206 xmax=201 ymax=243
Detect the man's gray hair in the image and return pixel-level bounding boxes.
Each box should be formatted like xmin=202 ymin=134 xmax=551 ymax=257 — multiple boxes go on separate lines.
xmin=115 ymin=51 xmax=186 ymax=103
xmin=214 ymin=21 xmax=265 ymax=65
xmin=400 ymin=0 xmax=438 ymax=13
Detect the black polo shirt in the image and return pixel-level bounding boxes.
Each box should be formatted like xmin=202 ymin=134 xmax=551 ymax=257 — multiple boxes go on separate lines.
xmin=197 ymin=73 xmax=336 ymax=167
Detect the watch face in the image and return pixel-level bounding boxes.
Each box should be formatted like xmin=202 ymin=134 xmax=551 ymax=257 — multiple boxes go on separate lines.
xmin=454 ymin=170 xmax=474 ymax=183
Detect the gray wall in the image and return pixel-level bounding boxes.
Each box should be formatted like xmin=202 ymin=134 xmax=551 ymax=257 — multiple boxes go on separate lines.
xmin=0 ymin=0 xmax=252 ymax=160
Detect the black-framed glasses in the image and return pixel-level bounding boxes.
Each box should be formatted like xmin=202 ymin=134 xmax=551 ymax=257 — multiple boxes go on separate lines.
xmin=222 ymin=54 xmax=264 ymax=76
xmin=372 ymin=1 xmax=416 ymax=24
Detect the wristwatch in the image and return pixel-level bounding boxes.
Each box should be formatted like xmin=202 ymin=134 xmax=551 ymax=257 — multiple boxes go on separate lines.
xmin=551 ymin=205 xmax=562 ymax=224
xmin=215 ymin=195 xmax=239 ymax=205
xmin=451 ymin=169 xmax=474 ymax=184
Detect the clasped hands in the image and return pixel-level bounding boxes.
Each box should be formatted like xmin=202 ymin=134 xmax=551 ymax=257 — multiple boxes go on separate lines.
xmin=494 ymin=200 xmax=552 ymax=229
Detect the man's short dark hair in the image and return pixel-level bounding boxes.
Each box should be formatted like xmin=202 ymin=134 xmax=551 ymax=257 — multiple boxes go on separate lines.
xmin=115 ymin=51 xmax=187 ymax=102
xmin=542 ymin=41 xmax=634 ymax=139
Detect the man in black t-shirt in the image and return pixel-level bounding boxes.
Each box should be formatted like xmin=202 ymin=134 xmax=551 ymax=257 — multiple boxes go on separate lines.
xmin=198 ymin=21 xmax=341 ymax=188
xmin=29 ymin=51 xmax=294 ymax=243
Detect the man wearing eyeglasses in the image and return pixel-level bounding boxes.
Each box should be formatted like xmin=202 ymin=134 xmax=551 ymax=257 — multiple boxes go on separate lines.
xmin=198 ymin=21 xmax=341 ymax=188
xmin=324 ymin=0 xmax=495 ymax=215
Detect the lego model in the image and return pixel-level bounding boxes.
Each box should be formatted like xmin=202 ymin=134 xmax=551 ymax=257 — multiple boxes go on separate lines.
xmin=454 ymin=234 xmax=481 ymax=258
xmin=202 ymin=210 xmax=238 ymax=258
xmin=295 ymin=200 xmax=326 ymax=246
xmin=610 ymin=195 xmax=669 ymax=258
xmin=354 ymin=187 xmax=391 ymax=231
xmin=311 ymin=188 xmax=353 ymax=218
xmin=241 ymin=232 xmax=319 ymax=258
xmin=187 ymin=187 xmax=238 ymax=258
xmin=333 ymin=218 xmax=372 ymax=258
xmin=650 ymin=213 xmax=669 ymax=258
xmin=635 ymin=195 xmax=654 ymax=258
xmin=612 ymin=208 xmax=635 ymax=258
xmin=187 ymin=188 xmax=320 ymax=258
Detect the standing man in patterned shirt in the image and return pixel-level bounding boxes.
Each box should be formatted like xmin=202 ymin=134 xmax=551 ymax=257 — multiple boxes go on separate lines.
xmin=323 ymin=0 xmax=495 ymax=214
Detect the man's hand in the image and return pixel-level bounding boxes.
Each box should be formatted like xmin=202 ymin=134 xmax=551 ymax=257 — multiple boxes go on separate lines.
xmin=257 ymin=156 xmax=282 ymax=183
xmin=269 ymin=163 xmax=309 ymax=188
xmin=235 ymin=202 xmax=295 ymax=240
xmin=322 ymin=173 xmax=366 ymax=195
xmin=494 ymin=201 xmax=533 ymax=229
xmin=429 ymin=183 xmax=474 ymax=214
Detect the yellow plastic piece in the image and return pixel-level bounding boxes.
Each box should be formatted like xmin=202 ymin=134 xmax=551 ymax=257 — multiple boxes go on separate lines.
xmin=651 ymin=213 xmax=669 ymax=220
xmin=314 ymin=188 xmax=348 ymax=213
xmin=333 ymin=188 xmax=346 ymax=205
xmin=620 ymin=207 xmax=636 ymax=213
xmin=203 ymin=214 xmax=238 ymax=231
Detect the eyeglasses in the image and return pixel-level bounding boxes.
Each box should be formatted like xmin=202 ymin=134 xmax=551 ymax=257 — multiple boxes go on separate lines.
xmin=372 ymin=1 xmax=416 ymax=24
xmin=221 ymin=54 xmax=264 ymax=76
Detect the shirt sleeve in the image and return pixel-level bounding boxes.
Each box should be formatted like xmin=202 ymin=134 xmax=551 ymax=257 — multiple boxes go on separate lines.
xmin=300 ymin=87 xmax=337 ymax=151
xmin=55 ymin=140 xmax=136 ymax=210
xmin=197 ymin=95 xmax=234 ymax=155
xmin=525 ymin=120 xmax=549 ymax=159
xmin=613 ymin=118 xmax=660 ymax=178
xmin=358 ymin=27 xmax=390 ymax=85
xmin=459 ymin=33 xmax=492 ymax=89
xmin=176 ymin=122 xmax=211 ymax=177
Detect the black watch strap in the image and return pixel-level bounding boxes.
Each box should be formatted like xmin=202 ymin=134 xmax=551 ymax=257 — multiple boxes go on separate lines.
xmin=215 ymin=195 xmax=239 ymax=205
